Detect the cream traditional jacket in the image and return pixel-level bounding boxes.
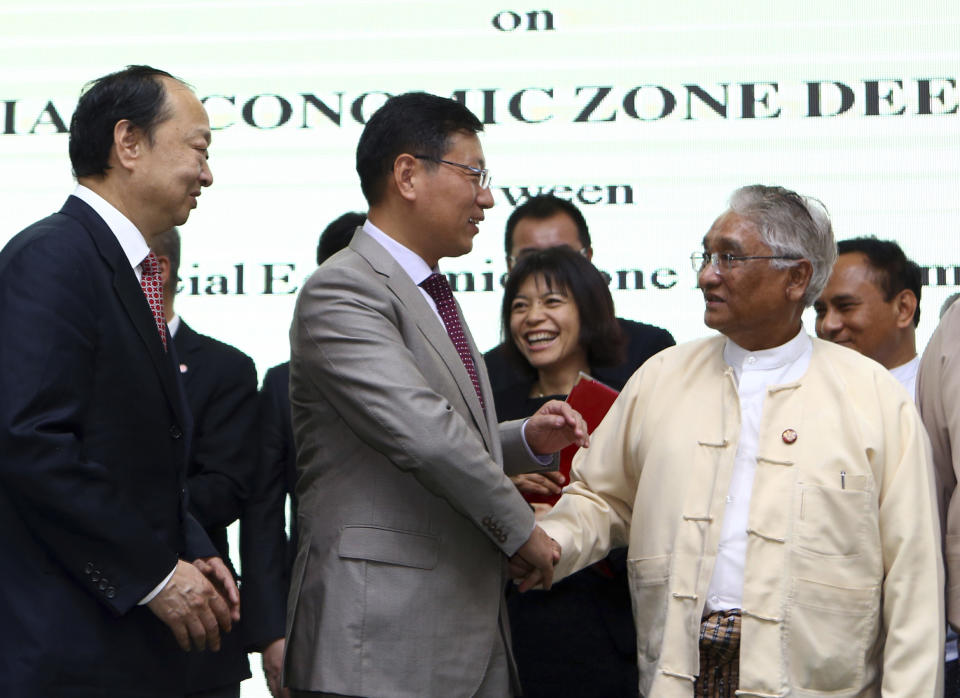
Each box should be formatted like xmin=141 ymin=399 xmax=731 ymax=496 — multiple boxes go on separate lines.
xmin=918 ymin=301 xmax=960 ymax=629
xmin=540 ymin=335 xmax=943 ymax=697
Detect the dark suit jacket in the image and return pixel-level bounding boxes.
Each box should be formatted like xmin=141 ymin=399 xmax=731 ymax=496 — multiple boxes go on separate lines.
xmin=172 ymin=320 xmax=258 ymax=692
xmin=0 ymin=196 xmax=216 ymax=698
xmin=240 ymin=361 xmax=297 ymax=651
xmin=484 ymin=317 xmax=675 ymax=393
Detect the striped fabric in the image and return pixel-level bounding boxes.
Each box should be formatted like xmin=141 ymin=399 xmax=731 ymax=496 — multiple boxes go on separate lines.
xmin=695 ymin=609 xmax=741 ymax=697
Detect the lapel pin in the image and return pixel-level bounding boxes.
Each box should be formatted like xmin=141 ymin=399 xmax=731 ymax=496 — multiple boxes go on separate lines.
xmin=781 ymin=428 xmax=798 ymax=444
xmin=179 ymin=364 xmax=188 ymax=373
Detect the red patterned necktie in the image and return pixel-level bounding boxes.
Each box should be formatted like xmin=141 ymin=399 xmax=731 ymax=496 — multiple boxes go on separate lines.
xmin=140 ymin=252 xmax=167 ymax=351
xmin=419 ymin=272 xmax=485 ymax=410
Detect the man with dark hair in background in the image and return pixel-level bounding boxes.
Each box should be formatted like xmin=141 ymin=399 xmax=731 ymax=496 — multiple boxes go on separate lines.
xmin=240 ymin=210 xmax=363 ymax=698
xmin=814 ymin=236 xmax=922 ymax=394
xmin=0 ymin=65 xmax=238 ymax=698
xmin=150 ymin=227 xmax=259 ymax=698
xmin=285 ymin=92 xmax=588 ymax=697
xmin=485 ymin=194 xmax=674 ymax=394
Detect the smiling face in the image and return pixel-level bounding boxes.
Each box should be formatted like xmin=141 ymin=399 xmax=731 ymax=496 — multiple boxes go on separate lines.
xmin=698 ymin=211 xmax=808 ymax=350
xmin=813 ymin=252 xmax=914 ymax=368
xmin=412 ymin=130 xmax=494 ymax=266
xmin=509 ymin=272 xmax=587 ymax=375
xmin=131 ymin=78 xmax=213 ymax=235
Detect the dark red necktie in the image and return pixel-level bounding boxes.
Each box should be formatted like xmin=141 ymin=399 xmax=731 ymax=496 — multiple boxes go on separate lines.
xmin=140 ymin=252 xmax=167 ymax=351
xmin=419 ymin=273 xmax=485 ymax=410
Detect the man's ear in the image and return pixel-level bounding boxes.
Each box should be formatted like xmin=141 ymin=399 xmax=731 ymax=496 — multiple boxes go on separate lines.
xmin=155 ymin=253 xmax=171 ymax=286
xmin=113 ymin=119 xmax=143 ymax=171
xmin=893 ymin=289 xmax=918 ymax=329
xmin=393 ymin=153 xmax=419 ymax=202
xmin=785 ymin=259 xmax=813 ymax=303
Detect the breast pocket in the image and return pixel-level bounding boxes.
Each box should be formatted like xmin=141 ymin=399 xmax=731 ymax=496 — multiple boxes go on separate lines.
xmin=795 ymin=483 xmax=870 ymax=557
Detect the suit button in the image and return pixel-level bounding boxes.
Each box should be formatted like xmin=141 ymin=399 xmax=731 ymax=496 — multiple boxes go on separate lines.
xmin=482 ymin=516 xmax=492 ymax=526
xmin=106 ymin=587 xmax=116 ymax=599
xmin=84 ymin=562 xmax=94 ymax=575
xmin=99 ymin=578 xmax=109 ymax=590
xmin=91 ymin=570 xmax=101 ymax=582
xmin=169 ymin=425 xmax=182 ymax=439
xmin=498 ymin=534 xmax=507 ymax=543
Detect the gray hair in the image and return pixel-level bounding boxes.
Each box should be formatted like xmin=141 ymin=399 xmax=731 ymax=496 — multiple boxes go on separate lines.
xmin=729 ymin=184 xmax=837 ymax=307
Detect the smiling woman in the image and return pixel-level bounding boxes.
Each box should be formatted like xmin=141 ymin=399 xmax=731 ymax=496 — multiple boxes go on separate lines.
xmin=498 ymin=245 xmax=624 ymax=408
xmin=488 ymin=245 xmax=635 ymax=698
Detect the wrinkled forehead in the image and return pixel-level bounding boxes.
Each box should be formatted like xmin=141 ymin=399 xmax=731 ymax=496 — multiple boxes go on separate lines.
xmin=702 ymin=211 xmax=763 ymax=252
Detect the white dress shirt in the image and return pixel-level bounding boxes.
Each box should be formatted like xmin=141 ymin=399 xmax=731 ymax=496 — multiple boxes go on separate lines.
xmin=890 ymin=354 xmax=919 ymax=399
xmin=705 ymin=328 xmax=813 ymax=613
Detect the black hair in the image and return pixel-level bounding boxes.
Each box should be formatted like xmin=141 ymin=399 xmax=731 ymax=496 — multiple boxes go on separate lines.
xmin=504 ymin=194 xmax=591 ymax=258
xmin=837 ymin=237 xmax=922 ymax=326
xmin=355 ymin=92 xmax=483 ymax=205
xmin=317 ymin=212 xmax=366 ymax=265
xmin=69 ymin=65 xmax=184 ymax=178
xmin=501 ymin=246 xmax=624 ymax=375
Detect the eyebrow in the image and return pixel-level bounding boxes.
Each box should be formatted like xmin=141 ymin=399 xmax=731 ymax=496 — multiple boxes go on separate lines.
xmin=702 ymin=235 xmax=745 ymax=254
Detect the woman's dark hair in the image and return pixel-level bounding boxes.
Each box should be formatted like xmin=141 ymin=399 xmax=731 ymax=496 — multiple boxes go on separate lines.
xmin=501 ymin=246 xmax=624 ymax=374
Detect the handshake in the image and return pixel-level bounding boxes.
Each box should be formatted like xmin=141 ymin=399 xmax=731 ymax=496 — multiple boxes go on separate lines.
xmin=509 ymin=524 xmax=561 ymax=592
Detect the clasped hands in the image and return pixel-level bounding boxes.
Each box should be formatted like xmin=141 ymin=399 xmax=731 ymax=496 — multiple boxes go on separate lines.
xmin=147 ymin=556 xmax=240 ymax=652
xmin=510 ymin=525 xmax=561 ymax=592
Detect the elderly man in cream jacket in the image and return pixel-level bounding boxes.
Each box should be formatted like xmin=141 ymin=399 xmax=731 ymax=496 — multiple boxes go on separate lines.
xmin=537 ymin=185 xmax=943 ymax=698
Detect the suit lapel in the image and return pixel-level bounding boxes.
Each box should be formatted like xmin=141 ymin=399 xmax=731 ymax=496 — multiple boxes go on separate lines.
xmin=61 ymin=196 xmax=189 ymax=430
xmin=352 ymin=231 xmax=493 ymax=450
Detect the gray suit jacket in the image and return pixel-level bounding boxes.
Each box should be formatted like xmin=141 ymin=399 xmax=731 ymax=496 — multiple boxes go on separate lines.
xmin=286 ymin=229 xmax=545 ymax=697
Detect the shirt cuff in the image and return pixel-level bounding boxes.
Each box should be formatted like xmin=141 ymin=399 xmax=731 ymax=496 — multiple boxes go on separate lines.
xmin=138 ymin=565 xmax=177 ymax=605
xmin=521 ymin=418 xmax=554 ymax=465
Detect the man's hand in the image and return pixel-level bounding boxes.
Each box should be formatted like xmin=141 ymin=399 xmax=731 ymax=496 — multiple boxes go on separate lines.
xmin=261 ymin=637 xmax=289 ymax=698
xmin=525 ymin=400 xmax=589 ymax=456
xmin=510 ymin=471 xmax=565 ymax=497
xmin=146 ymin=559 xmax=233 ymax=652
xmin=509 ymin=525 xmax=561 ymax=593
xmin=193 ymin=556 xmax=241 ymax=623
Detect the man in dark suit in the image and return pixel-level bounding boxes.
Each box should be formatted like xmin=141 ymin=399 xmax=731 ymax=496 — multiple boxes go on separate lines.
xmin=0 ymin=65 xmax=239 ymax=698
xmin=285 ymin=92 xmax=588 ymax=697
xmin=485 ymin=194 xmax=675 ymax=395
xmin=151 ymin=227 xmax=259 ymax=698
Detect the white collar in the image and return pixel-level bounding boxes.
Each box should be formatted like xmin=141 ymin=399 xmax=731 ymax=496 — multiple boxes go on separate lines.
xmin=72 ymin=184 xmax=150 ymax=270
xmin=889 ymin=354 xmax=919 ymax=391
xmin=362 ymin=219 xmax=437 ymax=285
xmin=723 ymin=326 xmax=811 ymax=372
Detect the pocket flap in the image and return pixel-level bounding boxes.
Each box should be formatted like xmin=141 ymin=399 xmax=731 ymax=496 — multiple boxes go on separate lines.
xmin=338 ymin=525 xmax=439 ymax=569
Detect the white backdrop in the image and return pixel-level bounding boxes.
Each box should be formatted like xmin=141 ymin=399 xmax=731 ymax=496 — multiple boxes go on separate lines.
xmin=1 ymin=2 xmax=957 ymax=695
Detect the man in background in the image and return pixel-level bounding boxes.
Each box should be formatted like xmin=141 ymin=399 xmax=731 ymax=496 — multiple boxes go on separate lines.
xmin=0 ymin=65 xmax=237 ymax=697
xmin=485 ymin=194 xmax=674 ymax=395
xmin=151 ymin=227 xmax=260 ymax=698
xmin=814 ymin=236 xmax=921 ymax=394
xmin=240 ymin=210 xmax=364 ymax=698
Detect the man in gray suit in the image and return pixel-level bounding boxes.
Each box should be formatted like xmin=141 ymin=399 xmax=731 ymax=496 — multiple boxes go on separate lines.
xmin=285 ymin=92 xmax=588 ymax=698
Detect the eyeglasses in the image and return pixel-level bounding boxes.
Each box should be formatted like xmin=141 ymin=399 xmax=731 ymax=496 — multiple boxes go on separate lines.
xmin=508 ymin=246 xmax=589 ymax=268
xmin=414 ymin=155 xmax=492 ymax=189
xmin=690 ymin=251 xmax=802 ymax=273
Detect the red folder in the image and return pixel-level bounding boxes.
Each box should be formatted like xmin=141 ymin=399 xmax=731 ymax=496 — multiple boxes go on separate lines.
xmin=526 ymin=372 xmax=620 ymax=506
